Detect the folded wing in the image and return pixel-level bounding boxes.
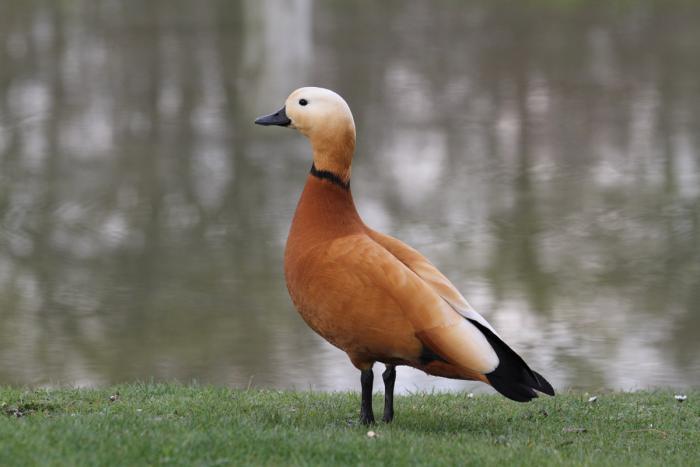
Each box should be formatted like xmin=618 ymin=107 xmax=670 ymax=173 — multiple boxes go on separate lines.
xmin=328 ymin=234 xmax=500 ymax=376
xmin=366 ymin=229 xmax=554 ymax=401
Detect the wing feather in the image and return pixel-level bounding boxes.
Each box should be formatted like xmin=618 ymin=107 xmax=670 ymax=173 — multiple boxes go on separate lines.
xmin=366 ymin=229 xmax=555 ymax=400
xmin=327 ymin=234 xmax=499 ymax=374
xmin=366 ymin=229 xmax=498 ymax=335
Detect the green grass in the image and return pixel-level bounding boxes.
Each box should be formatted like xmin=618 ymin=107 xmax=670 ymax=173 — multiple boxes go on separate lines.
xmin=1 ymin=384 xmax=698 ymax=466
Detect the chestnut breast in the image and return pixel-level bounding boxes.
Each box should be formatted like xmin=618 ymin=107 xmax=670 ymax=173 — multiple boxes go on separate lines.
xmin=284 ymin=176 xmax=421 ymax=361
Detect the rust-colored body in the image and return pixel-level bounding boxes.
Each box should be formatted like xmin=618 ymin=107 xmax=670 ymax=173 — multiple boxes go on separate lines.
xmin=285 ymin=175 xmax=490 ymax=383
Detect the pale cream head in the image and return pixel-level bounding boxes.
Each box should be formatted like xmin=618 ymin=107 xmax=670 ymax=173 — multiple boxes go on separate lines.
xmin=285 ymin=87 xmax=356 ymax=181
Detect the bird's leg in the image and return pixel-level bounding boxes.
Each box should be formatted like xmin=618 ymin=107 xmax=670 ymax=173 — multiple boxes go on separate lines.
xmin=360 ymin=368 xmax=375 ymax=425
xmin=382 ymin=364 xmax=396 ymax=423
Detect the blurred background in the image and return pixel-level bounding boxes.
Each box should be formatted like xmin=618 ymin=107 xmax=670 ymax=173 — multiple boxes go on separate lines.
xmin=1 ymin=0 xmax=699 ymax=393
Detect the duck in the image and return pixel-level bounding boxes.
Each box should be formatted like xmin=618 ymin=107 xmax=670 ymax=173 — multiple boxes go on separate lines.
xmin=255 ymin=87 xmax=554 ymax=424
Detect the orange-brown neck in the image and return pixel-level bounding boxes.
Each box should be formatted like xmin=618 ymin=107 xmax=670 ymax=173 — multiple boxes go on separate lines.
xmin=308 ymin=123 xmax=355 ymax=184
xmin=285 ymin=173 xmax=365 ymax=267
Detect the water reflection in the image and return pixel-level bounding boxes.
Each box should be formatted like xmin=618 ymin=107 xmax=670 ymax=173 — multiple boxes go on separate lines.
xmin=1 ymin=0 xmax=699 ymax=392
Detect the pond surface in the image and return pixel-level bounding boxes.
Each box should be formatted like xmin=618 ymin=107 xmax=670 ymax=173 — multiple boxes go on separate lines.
xmin=1 ymin=0 xmax=699 ymax=393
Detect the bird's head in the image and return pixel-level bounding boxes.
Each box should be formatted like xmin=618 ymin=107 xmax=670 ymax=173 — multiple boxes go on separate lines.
xmin=255 ymin=87 xmax=356 ymax=182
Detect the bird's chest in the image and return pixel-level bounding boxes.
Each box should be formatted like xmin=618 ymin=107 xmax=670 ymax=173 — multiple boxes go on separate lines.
xmin=283 ymin=235 xmax=421 ymax=364
xmin=284 ymin=240 xmax=367 ymax=350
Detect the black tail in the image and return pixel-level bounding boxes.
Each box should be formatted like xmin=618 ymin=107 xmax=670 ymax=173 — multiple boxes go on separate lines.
xmin=467 ymin=319 xmax=555 ymax=402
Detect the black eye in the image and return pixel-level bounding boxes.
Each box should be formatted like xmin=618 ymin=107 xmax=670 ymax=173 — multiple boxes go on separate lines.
xmin=299 ymin=99 xmax=308 ymax=106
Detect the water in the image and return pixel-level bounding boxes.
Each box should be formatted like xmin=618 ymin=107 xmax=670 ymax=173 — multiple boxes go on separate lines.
xmin=1 ymin=0 xmax=699 ymax=393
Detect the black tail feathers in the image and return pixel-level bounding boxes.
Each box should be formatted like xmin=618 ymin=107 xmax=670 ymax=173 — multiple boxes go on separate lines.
xmin=467 ymin=319 xmax=555 ymax=402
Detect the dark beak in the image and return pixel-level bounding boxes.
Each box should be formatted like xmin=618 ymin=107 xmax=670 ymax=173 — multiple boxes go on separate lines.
xmin=254 ymin=106 xmax=291 ymax=127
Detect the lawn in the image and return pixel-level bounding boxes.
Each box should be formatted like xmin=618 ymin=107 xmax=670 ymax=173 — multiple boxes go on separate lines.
xmin=1 ymin=384 xmax=698 ymax=466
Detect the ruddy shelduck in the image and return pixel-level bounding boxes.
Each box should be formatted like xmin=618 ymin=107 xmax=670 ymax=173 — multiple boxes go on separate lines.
xmin=255 ymin=87 xmax=554 ymax=424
